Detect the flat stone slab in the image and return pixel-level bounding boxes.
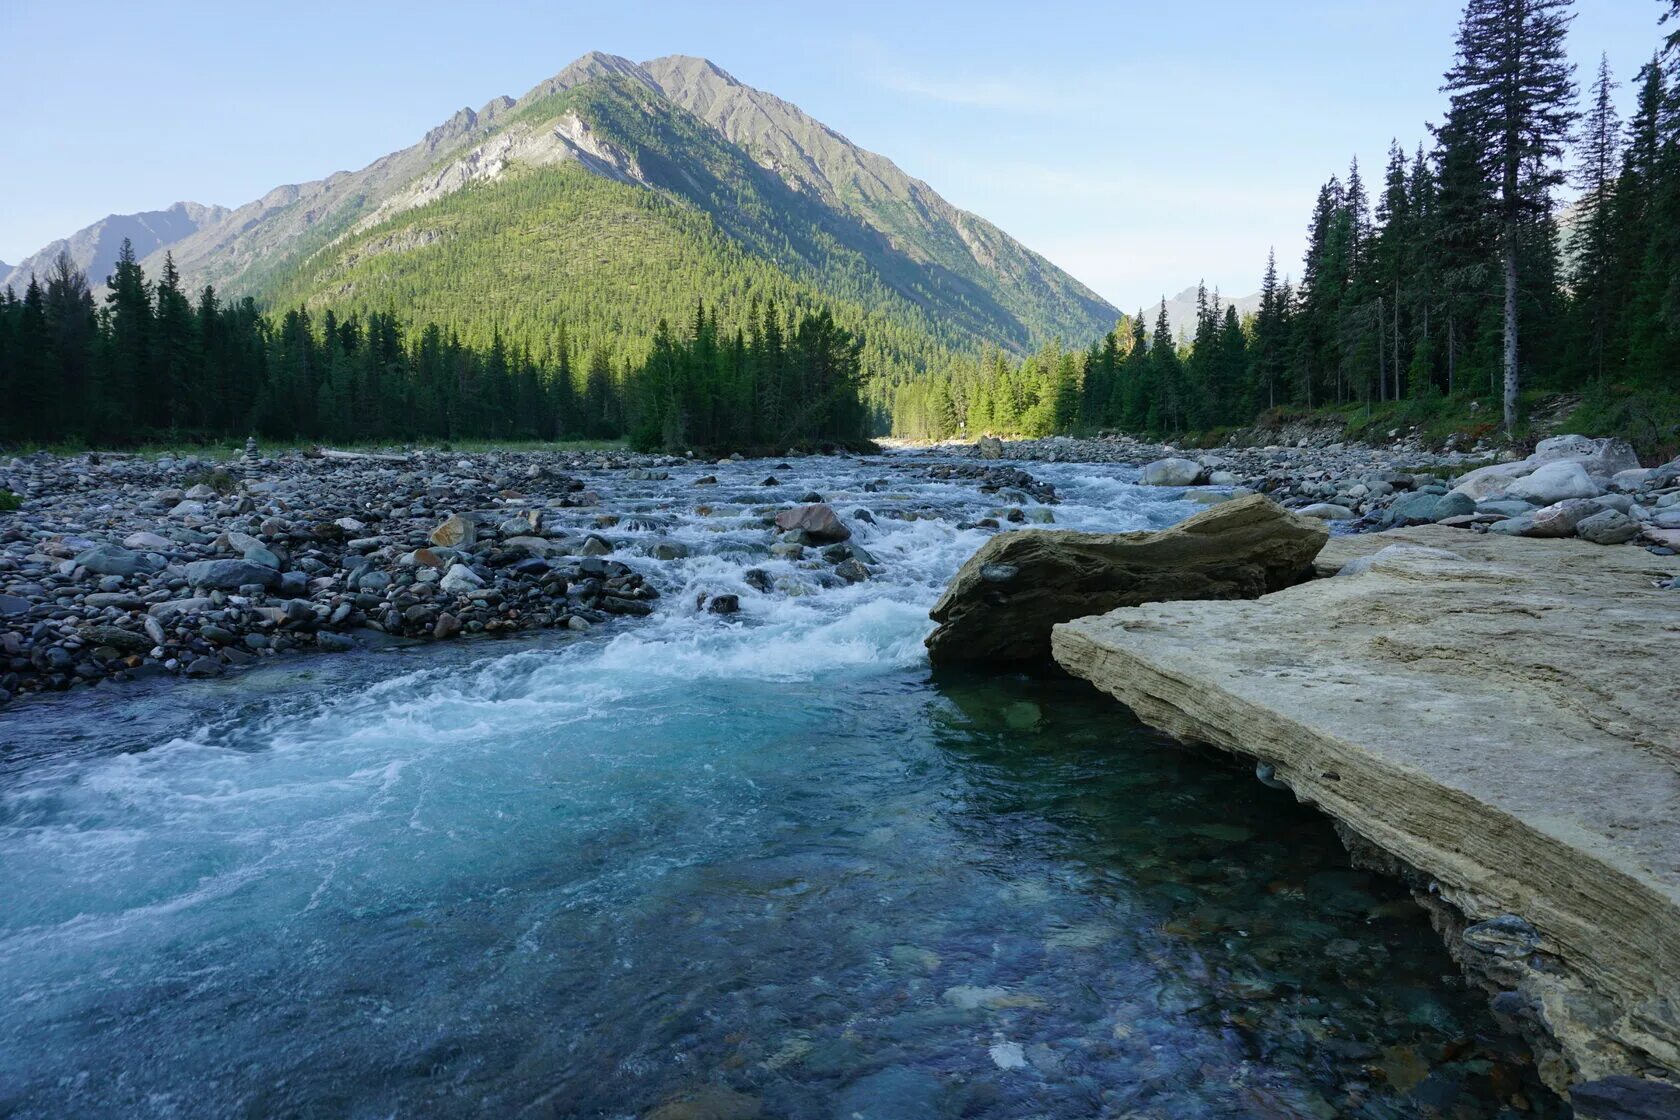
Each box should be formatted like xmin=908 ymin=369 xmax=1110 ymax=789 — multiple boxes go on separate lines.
xmin=1053 ymin=525 xmax=1680 ymax=1094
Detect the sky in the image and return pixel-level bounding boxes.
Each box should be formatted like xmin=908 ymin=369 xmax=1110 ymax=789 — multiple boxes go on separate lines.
xmin=0 ymin=0 xmax=1665 ymax=311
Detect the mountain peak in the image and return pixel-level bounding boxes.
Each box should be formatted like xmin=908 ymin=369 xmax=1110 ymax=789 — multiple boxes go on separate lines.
xmin=521 ymin=51 xmax=657 ymax=107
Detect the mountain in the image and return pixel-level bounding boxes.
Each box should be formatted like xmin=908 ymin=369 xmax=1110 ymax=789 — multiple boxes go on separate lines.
xmin=7 ymin=53 xmax=1117 ymax=379
xmin=1143 ymin=285 xmax=1262 ymax=343
xmin=0 ymin=202 xmax=229 ymax=294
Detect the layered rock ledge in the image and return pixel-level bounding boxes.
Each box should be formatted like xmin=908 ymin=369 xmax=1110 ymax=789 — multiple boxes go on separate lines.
xmin=1051 ymin=526 xmax=1680 ymax=1103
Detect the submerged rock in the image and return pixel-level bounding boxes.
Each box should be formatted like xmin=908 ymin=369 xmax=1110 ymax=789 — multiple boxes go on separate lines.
xmin=926 ymin=494 xmax=1326 ymax=664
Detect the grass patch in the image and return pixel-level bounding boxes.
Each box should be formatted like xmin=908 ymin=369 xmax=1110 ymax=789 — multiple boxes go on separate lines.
xmin=1561 ymin=384 xmax=1680 ymax=462
xmin=0 ymin=490 xmax=20 ymax=512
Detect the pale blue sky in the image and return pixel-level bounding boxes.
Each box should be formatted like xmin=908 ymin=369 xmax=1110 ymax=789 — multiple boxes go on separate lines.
xmin=0 ymin=0 xmax=1663 ymax=309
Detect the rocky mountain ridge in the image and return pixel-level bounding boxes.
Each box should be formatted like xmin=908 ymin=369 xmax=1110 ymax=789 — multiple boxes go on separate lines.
xmin=3 ymin=53 xmax=1117 ymax=361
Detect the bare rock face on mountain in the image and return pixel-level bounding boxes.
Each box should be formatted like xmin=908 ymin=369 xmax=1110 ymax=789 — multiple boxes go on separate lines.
xmin=0 ymin=202 xmax=229 ymax=296
xmin=925 ymin=494 xmax=1326 ymax=664
xmin=6 ymin=52 xmax=1116 ymax=366
xmin=1053 ymin=526 xmax=1680 ymax=1099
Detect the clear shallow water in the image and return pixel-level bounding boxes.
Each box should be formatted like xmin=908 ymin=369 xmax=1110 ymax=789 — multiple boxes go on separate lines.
xmin=0 ymin=455 xmax=1556 ymax=1118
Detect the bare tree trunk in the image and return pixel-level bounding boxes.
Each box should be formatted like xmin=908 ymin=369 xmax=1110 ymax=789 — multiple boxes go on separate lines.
xmin=1447 ymin=314 xmax=1455 ymax=396
xmin=1502 ymin=225 xmax=1519 ymax=435
xmin=1376 ymin=296 xmax=1387 ymax=402
xmin=1392 ymin=283 xmax=1401 ymax=399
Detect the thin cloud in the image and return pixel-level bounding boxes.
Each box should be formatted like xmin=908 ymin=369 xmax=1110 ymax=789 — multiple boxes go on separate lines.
xmin=873 ymin=71 xmax=1071 ymax=112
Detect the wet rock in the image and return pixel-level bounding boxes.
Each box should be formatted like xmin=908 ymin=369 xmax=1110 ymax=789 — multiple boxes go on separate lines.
xmin=773 ymin=503 xmax=850 ymax=543
xmin=1140 ymin=457 xmax=1204 ymax=486
xmin=742 ymin=569 xmax=773 ymax=593
xmin=927 ymin=495 xmax=1325 ymax=664
xmin=706 ymin=593 xmax=740 ymax=615
xmin=834 ymin=559 xmax=870 ymax=583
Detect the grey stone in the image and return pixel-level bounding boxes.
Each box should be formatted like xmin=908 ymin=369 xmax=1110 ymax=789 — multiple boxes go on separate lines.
xmin=1508 ymin=461 xmax=1602 ymax=505
xmin=1526 ymin=498 xmax=1600 ymax=538
xmin=1577 ymin=509 xmax=1642 ymax=546
xmin=1297 ymin=502 xmax=1357 ymax=520
xmin=74 ymin=545 xmax=162 ymax=578
xmin=440 ymin=563 xmax=485 ymax=595
xmin=184 ymin=559 xmax=282 ymax=591
xmin=1140 ymin=457 xmax=1204 ymax=487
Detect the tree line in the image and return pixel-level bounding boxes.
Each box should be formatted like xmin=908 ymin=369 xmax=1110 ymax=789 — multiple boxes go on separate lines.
xmin=0 ymin=241 xmax=865 ymax=452
xmin=894 ymin=0 xmax=1680 ymax=448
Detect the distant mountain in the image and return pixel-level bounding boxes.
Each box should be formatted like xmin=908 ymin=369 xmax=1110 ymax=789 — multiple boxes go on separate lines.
xmin=0 ymin=202 xmax=229 ymax=294
xmin=6 ymin=54 xmax=1118 ymax=378
xmin=1139 ymin=285 xmax=1262 ymax=343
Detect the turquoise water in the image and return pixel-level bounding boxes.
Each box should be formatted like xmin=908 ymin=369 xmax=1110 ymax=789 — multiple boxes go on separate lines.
xmin=0 ymin=456 xmax=1556 ymax=1118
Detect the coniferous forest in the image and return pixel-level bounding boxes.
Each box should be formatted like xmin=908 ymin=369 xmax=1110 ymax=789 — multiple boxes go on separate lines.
xmin=3 ymin=0 xmax=1678 ymax=456
xmin=889 ymin=0 xmax=1680 ymax=455
xmin=0 ymin=242 xmax=867 ymax=453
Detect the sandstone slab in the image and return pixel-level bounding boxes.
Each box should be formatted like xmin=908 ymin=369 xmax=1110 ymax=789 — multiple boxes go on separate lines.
xmin=1053 ymin=525 xmax=1680 ymax=1095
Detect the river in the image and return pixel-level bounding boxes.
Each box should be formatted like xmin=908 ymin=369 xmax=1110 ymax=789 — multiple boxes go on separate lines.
xmin=0 ymin=452 xmax=1558 ymax=1118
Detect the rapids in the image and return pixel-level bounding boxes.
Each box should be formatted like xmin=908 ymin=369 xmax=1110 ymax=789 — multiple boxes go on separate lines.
xmin=0 ymin=452 xmax=1557 ymax=1117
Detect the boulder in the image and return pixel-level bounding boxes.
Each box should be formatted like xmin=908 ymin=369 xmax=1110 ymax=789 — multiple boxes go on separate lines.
xmin=1610 ymin=468 xmax=1654 ymax=493
xmin=1387 ymin=490 xmax=1446 ymax=524
xmin=773 ymin=503 xmax=850 ymax=543
xmin=976 ymin=436 xmax=1005 ymax=460
xmin=74 ymin=545 xmax=163 ymax=578
xmin=1525 ymin=497 xmax=1601 ymax=538
xmin=1531 ymin=434 xmax=1641 ymax=479
xmin=1508 ymin=461 xmax=1602 ymax=505
xmin=925 ymin=494 xmax=1326 ymax=664
xmin=1139 ymin=457 xmax=1204 ymax=487
xmin=184 ymin=558 xmax=281 ymax=591
xmin=1577 ymin=509 xmax=1642 ymax=546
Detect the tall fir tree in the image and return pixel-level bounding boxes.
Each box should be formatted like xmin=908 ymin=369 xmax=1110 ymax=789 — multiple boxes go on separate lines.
xmin=1441 ymin=0 xmax=1578 ymax=432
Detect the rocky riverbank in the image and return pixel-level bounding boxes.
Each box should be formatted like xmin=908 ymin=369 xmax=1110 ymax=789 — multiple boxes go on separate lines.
xmin=0 ymin=448 xmax=681 ymax=706
xmin=969 ymin=432 xmax=1680 ymax=554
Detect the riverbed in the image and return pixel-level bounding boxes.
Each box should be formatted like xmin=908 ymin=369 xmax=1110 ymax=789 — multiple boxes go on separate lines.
xmin=0 ymin=454 xmax=1559 ymax=1117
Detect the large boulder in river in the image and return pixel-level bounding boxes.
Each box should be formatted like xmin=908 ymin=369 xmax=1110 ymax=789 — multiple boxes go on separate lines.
xmin=1139 ymin=457 xmax=1204 ymax=487
xmin=774 ymin=503 xmax=850 ymax=542
xmin=925 ymin=494 xmax=1326 ymax=664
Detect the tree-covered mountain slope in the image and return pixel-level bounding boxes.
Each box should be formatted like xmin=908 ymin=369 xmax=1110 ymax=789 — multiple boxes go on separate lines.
xmin=6 ymin=53 xmax=1118 ymax=378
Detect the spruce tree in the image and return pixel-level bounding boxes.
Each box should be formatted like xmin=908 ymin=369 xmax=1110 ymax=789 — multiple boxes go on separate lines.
xmin=1442 ymin=0 xmax=1578 ymax=433
xmin=1569 ymin=54 xmax=1621 ymax=384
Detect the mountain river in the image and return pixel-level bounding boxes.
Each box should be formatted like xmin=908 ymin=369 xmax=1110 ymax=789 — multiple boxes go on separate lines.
xmin=0 ymin=452 xmax=1560 ymax=1118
